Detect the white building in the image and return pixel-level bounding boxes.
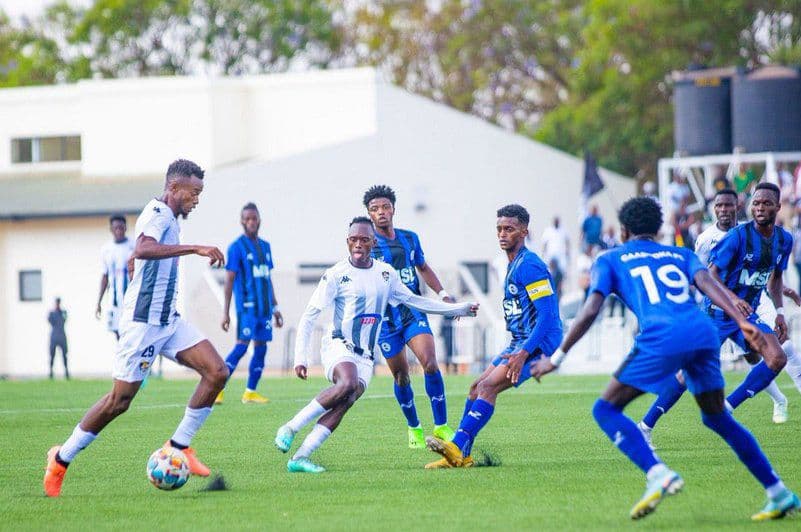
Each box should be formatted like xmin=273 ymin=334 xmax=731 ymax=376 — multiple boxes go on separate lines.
xmin=0 ymin=68 xmax=635 ymax=379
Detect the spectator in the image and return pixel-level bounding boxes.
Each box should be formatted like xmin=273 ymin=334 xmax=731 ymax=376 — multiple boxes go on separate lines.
xmin=712 ymin=167 xmax=730 ymax=193
xmin=439 ymin=316 xmax=457 ymax=375
xmin=666 ymin=173 xmax=690 ymax=213
xmin=47 ymin=297 xmax=69 ymax=380
xmin=576 ymin=245 xmax=596 ymax=300
xmin=734 ymin=163 xmax=758 ymax=194
xmin=602 ymin=226 xmax=619 ymax=250
xmin=581 ymin=205 xmax=604 ymax=251
xmin=540 ymin=216 xmax=570 ymax=278
xmin=777 ymin=163 xmax=795 ymax=228
xmin=793 ymin=218 xmax=801 ymax=296
xmin=671 ymin=201 xmax=695 ymax=249
xmin=548 ymin=258 xmax=564 ymax=308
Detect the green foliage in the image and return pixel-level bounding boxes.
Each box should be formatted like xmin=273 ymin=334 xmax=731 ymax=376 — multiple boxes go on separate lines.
xmin=534 ymin=0 xmax=801 ymax=178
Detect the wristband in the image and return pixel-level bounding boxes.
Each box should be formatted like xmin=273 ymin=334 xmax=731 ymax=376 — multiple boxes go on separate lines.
xmin=438 ymin=289 xmax=451 ymax=299
xmin=550 ymin=348 xmax=567 ymax=367
xmin=775 ymin=307 xmax=784 ymax=316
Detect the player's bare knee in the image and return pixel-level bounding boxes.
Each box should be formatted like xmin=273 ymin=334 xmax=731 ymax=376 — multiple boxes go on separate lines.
xmin=106 ymin=393 xmax=133 ymax=417
xmin=207 ymin=363 xmax=229 ymax=390
xmin=475 ymin=379 xmax=497 ymax=401
xmin=421 ymin=358 xmax=439 ymax=374
xmin=394 ymin=370 xmax=411 ymax=387
xmin=333 ymin=380 xmax=359 ymax=402
xmin=764 ymin=346 xmax=787 ymax=371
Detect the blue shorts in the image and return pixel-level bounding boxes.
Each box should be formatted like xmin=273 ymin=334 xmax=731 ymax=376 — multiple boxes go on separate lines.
xmin=490 ymin=328 xmax=563 ymax=388
xmin=615 ymin=344 xmax=724 ymax=395
xmin=714 ymin=313 xmax=774 ymax=352
xmin=237 ymin=312 xmax=273 ymax=343
xmin=378 ymin=311 xmax=432 ymax=358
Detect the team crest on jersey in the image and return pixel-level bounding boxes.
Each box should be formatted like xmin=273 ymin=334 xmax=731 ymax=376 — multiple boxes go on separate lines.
xmin=381 ymin=342 xmax=391 ymax=353
xmin=508 ymin=284 xmax=518 ymax=295
xmin=382 ymin=271 xmax=390 ymax=282
xmin=242 ymin=327 xmax=252 ymax=336
xmin=340 ymin=276 xmax=352 ymax=284
xmin=139 ymin=360 xmax=150 ymax=371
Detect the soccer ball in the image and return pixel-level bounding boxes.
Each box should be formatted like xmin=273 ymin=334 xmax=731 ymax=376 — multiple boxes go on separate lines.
xmin=146 ymin=446 xmax=190 ymax=491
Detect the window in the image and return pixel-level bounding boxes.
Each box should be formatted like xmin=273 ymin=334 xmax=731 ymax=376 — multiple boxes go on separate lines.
xmin=298 ymin=263 xmax=334 ymax=284
xmin=11 ymin=136 xmax=81 ymax=163
xmin=460 ymin=261 xmax=490 ymax=294
xmin=19 ymin=270 xmax=42 ymax=302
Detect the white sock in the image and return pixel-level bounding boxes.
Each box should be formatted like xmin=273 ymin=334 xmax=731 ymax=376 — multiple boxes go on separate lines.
xmin=59 ymin=425 xmax=97 ymax=463
xmin=782 ymin=341 xmax=801 ymax=393
xmin=171 ymin=406 xmax=212 ymax=448
xmin=766 ymin=480 xmax=787 ymax=499
xmin=292 ymin=424 xmax=332 ymax=460
xmin=286 ymin=399 xmax=328 ymax=433
xmin=764 ymin=380 xmax=786 ymax=405
xmin=638 ymin=420 xmax=652 ymax=432
xmin=646 ymin=463 xmax=667 ymax=481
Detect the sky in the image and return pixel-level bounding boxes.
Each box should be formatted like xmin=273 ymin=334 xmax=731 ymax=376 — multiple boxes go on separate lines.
xmin=1 ymin=0 xmax=90 ymax=20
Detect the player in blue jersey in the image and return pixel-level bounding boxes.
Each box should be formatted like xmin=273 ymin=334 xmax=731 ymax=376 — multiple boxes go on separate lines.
xmin=424 ymin=204 xmax=563 ymax=469
xmin=364 ymin=185 xmax=458 ymax=447
xmin=531 ymin=197 xmax=799 ymax=521
xmin=217 ymin=203 xmax=283 ymax=405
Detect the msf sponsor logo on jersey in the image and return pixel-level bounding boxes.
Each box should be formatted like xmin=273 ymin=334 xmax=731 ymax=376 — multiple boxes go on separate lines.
xmin=738 ymin=269 xmax=770 ymax=288
xmin=251 ymin=264 xmax=270 ymax=279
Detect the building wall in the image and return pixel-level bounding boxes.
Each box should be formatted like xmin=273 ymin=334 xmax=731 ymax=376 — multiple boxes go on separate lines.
xmin=0 ymin=218 xmax=120 ymax=377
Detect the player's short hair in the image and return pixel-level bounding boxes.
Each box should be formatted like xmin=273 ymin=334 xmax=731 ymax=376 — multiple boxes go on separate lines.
xmin=350 ymin=216 xmax=373 ymax=228
xmin=714 ymin=188 xmax=737 ymax=201
xmin=363 ymin=185 xmax=396 ymax=207
xmin=496 ymin=204 xmax=530 ymax=226
xmin=242 ymin=202 xmax=259 ymax=213
xmin=109 ymin=214 xmax=126 ymax=225
xmin=166 ymin=159 xmax=204 ymax=181
xmin=754 ymin=182 xmax=780 ymax=201
xmin=618 ymin=197 xmax=662 ymax=236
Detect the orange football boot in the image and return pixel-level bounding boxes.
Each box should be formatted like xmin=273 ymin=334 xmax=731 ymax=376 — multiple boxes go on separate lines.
xmin=164 ymin=441 xmax=210 ymax=477
xmin=44 ymin=446 xmax=67 ymax=497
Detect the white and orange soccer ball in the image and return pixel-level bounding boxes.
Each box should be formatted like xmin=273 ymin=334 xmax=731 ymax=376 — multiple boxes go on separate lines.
xmin=146 ymin=446 xmax=190 ymax=490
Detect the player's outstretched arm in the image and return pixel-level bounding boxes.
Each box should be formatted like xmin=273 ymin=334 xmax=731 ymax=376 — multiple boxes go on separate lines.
xmin=401 ymin=293 xmax=478 ymax=317
xmin=417 ymin=262 xmax=454 ymax=302
xmin=709 ymin=264 xmax=752 ymax=317
xmin=134 ymin=234 xmax=224 ymax=267
xmin=767 ymin=271 xmax=788 ymax=342
xmin=293 ymin=305 xmax=322 ymax=380
xmin=783 ymin=286 xmax=801 ymax=306
xmin=221 ymin=270 xmax=235 ymax=331
xmin=95 ymin=273 xmax=108 ymax=319
xmin=532 ymin=292 xmax=605 ymax=381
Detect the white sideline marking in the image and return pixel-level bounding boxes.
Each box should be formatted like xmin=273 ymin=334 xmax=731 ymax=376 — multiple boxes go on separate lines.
xmin=0 ymin=388 xmax=597 ymax=415
xmin=4 ymin=383 xmax=797 ymax=416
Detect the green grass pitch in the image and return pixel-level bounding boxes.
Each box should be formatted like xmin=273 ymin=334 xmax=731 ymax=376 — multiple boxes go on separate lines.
xmin=2 ymin=373 xmax=800 ymax=531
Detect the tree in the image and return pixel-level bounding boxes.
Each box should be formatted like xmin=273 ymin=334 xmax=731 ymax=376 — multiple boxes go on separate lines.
xmin=534 ymin=0 xmax=801 ymax=178
xmin=0 ymin=10 xmax=65 ymax=87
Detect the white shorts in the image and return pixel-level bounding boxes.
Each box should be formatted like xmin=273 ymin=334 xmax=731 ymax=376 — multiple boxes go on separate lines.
xmin=106 ymin=306 xmax=121 ymax=333
xmin=112 ymin=317 xmax=205 ymax=382
xmin=321 ymin=338 xmax=374 ymax=389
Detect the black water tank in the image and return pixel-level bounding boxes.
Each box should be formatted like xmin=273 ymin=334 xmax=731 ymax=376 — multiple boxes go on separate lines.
xmin=732 ymin=66 xmax=801 ymax=152
xmin=673 ymin=68 xmax=733 ymax=155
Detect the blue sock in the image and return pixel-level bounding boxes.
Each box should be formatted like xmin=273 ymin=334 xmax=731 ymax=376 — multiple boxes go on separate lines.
xmin=424 ymin=371 xmax=447 ymax=426
xmin=592 ymin=399 xmax=660 ymax=473
xmin=462 ymin=398 xmax=474 ymax=420
xmin=247 ymin=344 xmax=267 ymax=391
xmin=642 ymin=375 xmax=687 ymax=428
xmin=452 ymin=399 xmax=494 ymax=455
xmin=394 ymin=382 xmax=420 ymax=427
xmin=727 ymin=361 xmax=779 ymax=409
xmin=701 ymin=410 xmax=780 ymax=488
xmin=224 ymin=343 xmax=248 ymax=380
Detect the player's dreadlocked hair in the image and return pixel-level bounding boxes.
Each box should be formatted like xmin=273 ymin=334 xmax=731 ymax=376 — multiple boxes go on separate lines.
xmin=350 ymin=216 xmax=373 ymax=228
xmin=242 ymin=202 xmax=259 ymax=213
xmin=496 ymin=204 xmax=530 ymax=226
xmin=363 ymin=185 xmax=396 ymax=207
xmin=618 ymin=197 xmax=662 ymax=236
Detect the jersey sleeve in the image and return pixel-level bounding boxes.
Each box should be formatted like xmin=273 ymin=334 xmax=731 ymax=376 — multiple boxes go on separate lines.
xmin=307 ymin=269 xmax=338 ymax=310
xmin=225 ymin=242 xmax=241 ymax=273
xmin=517 ymin=262 xmax=555 ymax=303
xmin=412 ymin=232 xmax=426 ymax=266
xmin=709 ymin=229 xmax=739 ymax=271
xmin=588 ymin=255 xmax=614 ymax=297
xmin=388 ymin=268 xmax=414 ymax=306
xmin=140 ymin=210 xmax=172 ymax=242
xmin=265 ymin=242 xmax=274 ymax=270
xmin=778 ymin=232 xmax=792 ymax=272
